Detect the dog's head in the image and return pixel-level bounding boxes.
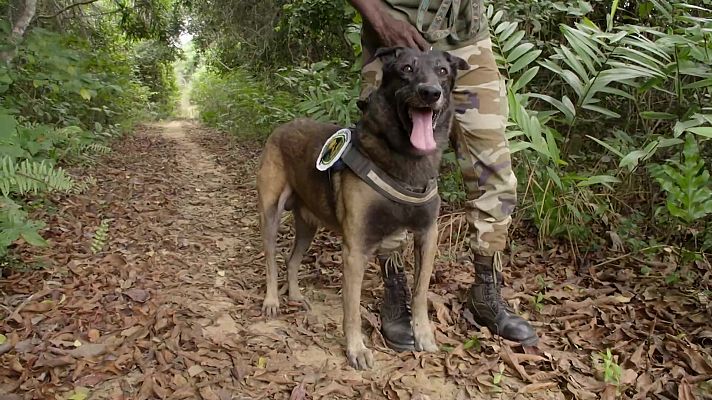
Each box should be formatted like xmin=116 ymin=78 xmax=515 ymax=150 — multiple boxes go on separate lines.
xmin=362 ymin=47 xmax=469 ymax=156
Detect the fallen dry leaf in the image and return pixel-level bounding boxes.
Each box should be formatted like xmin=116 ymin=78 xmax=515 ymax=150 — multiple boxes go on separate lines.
xmin=678 ymin=377 xmax=695 ymax=400
xmin=601 ymin=385 xmax=618 ymax=400
xmin=289 ymin=382 xmax=307 ymax=400
xmin=517 ymin=381 xmax=558 ymax=394
xmin=315 ymin=381 xmax=355 ymax=397
xmin=123 ymin=288 xmax=150 ymax=303
xmin=199 ymin=385 xmax=221 ymax=400
xmin=87 ymin=329 xmax=101 ymax=343
xmin=187 ymin=365 xmax=204 ymax=377
xmin=66 ymin=343 xmax=107 ymax=358
xmin=103 ymin=253 xmax=127 ymax=267
xmin=34 ymin=354 xmax=75 ymax=368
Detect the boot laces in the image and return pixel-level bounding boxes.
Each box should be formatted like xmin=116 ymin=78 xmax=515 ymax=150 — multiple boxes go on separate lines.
xmin=481 ymin=278 xmax=510 ymax=314
xmin=475 ymin=254 xmax=512 ymax=315
xmin=384 ymin=253 xmax=411 ymax=316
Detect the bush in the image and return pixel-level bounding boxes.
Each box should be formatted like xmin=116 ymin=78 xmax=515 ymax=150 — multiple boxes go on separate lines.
xmin=191 ymin=67 xmax=297 ymax=138
xmin=485 ymin=0 xmax=712 ymax=251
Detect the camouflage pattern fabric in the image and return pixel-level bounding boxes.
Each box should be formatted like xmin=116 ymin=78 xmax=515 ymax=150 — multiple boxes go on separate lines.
xmin=381 ymin=0 xmax=489 ymax=49
xmin=361 ymin=23 xmax=516 ymax=259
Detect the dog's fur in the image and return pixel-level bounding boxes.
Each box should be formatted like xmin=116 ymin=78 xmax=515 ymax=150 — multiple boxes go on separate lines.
xmin=256 ymin=47 xmax=468 ymax=370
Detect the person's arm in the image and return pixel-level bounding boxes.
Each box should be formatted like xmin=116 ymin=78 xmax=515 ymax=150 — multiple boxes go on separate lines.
xmin=348 ymin=0 xmax=429 ymax=50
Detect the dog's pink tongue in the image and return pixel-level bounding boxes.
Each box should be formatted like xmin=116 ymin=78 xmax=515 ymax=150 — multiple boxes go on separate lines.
xmin=410 ymin=109 xmax=436 ymax=151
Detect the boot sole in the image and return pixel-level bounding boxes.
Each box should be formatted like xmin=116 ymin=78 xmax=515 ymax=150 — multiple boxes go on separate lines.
xmin=384 ymin=337 xmax=416 ymax=352
xmin=470 ymin=319 xmax=539 ymax=346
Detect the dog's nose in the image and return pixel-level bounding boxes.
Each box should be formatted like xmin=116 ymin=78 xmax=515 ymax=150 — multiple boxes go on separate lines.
xmin=418 ymin=85 xmax=442 ymax=103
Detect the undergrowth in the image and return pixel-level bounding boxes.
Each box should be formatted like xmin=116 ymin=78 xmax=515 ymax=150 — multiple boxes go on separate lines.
xmin=0 ymin=0 xmax=181 ymax=264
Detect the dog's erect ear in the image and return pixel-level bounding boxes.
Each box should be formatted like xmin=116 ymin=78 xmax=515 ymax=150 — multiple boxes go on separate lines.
xmin=446 ymin=53 xmax=469 ymax=71
xmin=374 ymin=47 xmax=406 ymax=64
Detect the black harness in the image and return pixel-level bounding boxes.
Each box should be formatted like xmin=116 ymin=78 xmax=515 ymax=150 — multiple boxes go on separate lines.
xmin=326 ymin=129 xmax=439 ymax=206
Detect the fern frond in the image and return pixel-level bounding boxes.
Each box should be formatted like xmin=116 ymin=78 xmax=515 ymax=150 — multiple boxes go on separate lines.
xmin=91 ymin=219 xmax=110 ymax=254
xmin=0 ymin=155 xmax=76 ymax=197
xmin=82 ymin=143 xmax=111 ymax=154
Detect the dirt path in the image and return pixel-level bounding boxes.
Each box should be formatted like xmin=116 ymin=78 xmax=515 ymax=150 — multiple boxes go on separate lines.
xmin=1 ymin=120 xmax=711 ymax=400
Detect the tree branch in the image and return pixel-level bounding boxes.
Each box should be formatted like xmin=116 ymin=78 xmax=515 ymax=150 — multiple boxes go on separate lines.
xmin=37 ymin=0 xmax=101 ymax=19
xmin=0 ymin=0 xmax=37 ymax=64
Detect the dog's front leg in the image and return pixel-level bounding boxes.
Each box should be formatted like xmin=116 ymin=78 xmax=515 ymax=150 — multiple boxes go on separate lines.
xmin=412 ymin=223 xmax=439 ymax=352
xmin=342 ymin=241 xmax=374 ymax=370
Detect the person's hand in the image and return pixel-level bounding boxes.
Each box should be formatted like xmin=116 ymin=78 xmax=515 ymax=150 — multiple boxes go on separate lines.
xmin=372 ymin=14 xmax=429 ymax=51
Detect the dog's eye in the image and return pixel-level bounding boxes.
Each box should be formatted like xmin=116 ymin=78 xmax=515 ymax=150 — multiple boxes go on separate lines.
xmin=437 ymin=67 xmax=448 ymax=76
xmin=402 ymin=65 xmax=413 ymax=73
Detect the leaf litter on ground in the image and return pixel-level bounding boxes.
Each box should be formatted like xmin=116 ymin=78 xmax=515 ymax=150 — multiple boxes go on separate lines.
xmin=0 ymin=120 xmax=710 ymax=399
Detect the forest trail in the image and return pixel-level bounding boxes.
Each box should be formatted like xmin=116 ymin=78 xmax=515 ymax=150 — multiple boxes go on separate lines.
xmin=1 ymin=120 xmax=710 ymax=400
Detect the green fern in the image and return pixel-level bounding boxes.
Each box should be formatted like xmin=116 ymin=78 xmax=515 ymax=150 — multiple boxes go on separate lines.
xmin=71 ymin=176 xmax=97 ymax=194
xmin=0 ymin=156 xmax=76 ymax=197
xmin=91 ymin=219 xmax=110 ymax=254
xmin=81 ymin=143 xmax=111 ymax=155
xmin=649 ymin=134 xmax=712 ymax=224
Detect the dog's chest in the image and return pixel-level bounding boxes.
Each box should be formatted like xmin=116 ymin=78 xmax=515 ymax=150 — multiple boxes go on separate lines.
xmin=364 ymin=197 xmax=439 ymax=243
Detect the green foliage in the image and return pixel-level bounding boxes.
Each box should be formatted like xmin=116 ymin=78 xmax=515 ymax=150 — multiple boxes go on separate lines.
xmin=594 ymin=348 xmax=622 ymax=386
xmin=0 ymin=156 xmax=75 ymax=196
xmin=191 ymin=67 xmax=296 ymax=138
xmin=0 ymin=196 xmax=47 ymax=256
xmin=0 ymin=0 xmax=181 ymax=260
xmin=191 ymin=58 xmax=361 ymax=137
xmin=439 ymin=151 xmax=466 ymax=205
xmin=183 ymin=0 xmax=357 ymax=74
xmin=486 ymin=0 xmax=712 ymax=251
xmin=2 ymin=30 xmax=153 ymax=131
xmin=532 ymin=291 xmax=545 ymax=313
xmin=491 ymin=363 xmax=505 ymax=392
xmin=0 ymin=110 xmax=112 ymax=257
xmin=649 ymin=135 xmax=712 ymax=224
xmin=91 ymin=219 xmax=110 ymax=254
xmin=132 ymin=40 xmax=180 ymax=117
xmin=276 ymin=60 xmax=360 ymax=127
xmin=463 ymin=335 xmax=481 ymax=351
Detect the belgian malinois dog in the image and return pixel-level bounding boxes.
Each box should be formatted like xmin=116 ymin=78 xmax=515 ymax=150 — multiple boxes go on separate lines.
xmin=256 ymin=47 xmax=468 ymax=370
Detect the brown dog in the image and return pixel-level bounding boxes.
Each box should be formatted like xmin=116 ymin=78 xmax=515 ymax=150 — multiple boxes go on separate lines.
xmin=256 ymin=47 xmax=468 ymax=370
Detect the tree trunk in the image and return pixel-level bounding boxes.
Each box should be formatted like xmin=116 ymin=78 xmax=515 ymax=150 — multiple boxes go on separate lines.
xmin=0 ymin=0 xmax=38 ymax=65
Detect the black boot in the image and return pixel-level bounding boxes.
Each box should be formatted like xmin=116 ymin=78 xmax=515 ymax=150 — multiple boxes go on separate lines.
xmin=378 ymin=253 xmax=415 ymax=352
xmin=467 ymin=254 xmax=538 ymax=346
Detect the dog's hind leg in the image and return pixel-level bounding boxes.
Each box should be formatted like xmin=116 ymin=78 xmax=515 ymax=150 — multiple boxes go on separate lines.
xmin=411 ymin=223 xmax=439 ymax=352
xmin=286 ymin=208 xmax=317 ymax=309
xmin=258 ymin=160 xmax=292 ymax=318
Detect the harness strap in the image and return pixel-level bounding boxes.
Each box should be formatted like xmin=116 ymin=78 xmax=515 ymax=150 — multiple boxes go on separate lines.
xmin=339 ymin=143 xmax=439 ymax=206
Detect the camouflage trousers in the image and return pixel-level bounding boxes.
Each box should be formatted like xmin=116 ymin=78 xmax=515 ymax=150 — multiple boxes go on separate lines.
xmin=360 ymin=29 xmax=517 ymax=259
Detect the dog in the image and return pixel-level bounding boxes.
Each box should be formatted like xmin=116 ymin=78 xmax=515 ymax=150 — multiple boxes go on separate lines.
xmin=256 ymin=46 xmax=468 ymax=370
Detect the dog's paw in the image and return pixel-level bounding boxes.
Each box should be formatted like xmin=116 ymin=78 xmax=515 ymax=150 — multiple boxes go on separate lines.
xmin=413 ymin=327 xmax=438 ymax=352
xmin=287 ymin=294 xmax=311 ymax=312
xmin=346 ymin=345 xmax=374 ymax=370
xmin=262 ymin=297 xmax=280 ymax=318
